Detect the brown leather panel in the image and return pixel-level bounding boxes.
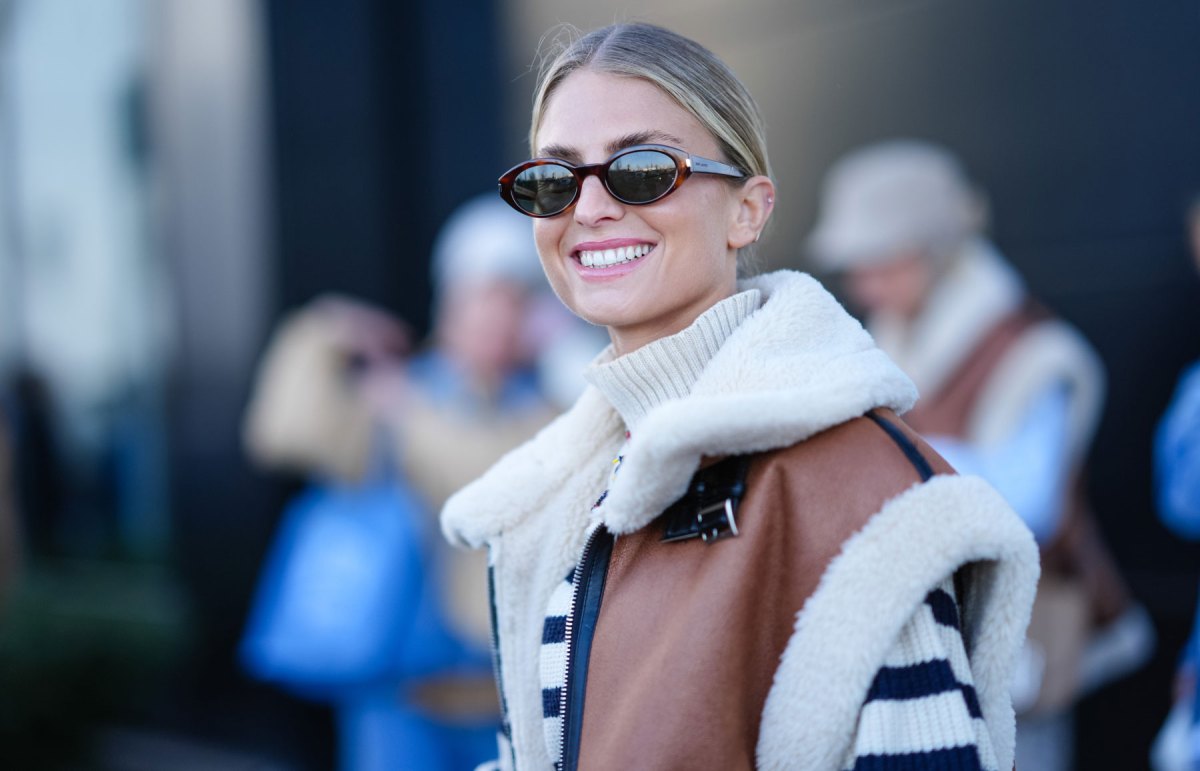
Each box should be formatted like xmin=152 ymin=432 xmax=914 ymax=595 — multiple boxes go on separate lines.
xmin=577 ymin=413 xmax=948 ymax=770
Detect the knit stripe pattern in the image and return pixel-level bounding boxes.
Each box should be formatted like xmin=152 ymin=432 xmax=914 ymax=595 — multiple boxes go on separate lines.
xmin=841 ymin=577 xmax=998 ymax=771
xmin=538 ymin=543 xmax=583 ymax=770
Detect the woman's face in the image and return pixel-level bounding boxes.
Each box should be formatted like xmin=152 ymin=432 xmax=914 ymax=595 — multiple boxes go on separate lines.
xmin=845 ymin=251 xmax=936 ymax=321
xmin=532 ymin=70 xmax=751 ymax=355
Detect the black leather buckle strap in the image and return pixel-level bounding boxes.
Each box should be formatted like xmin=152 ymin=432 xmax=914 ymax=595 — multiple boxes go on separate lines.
xmin=661 ymin=455 xmax=751 ymax=544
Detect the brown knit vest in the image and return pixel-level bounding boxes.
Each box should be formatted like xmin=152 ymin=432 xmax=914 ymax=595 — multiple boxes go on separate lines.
xmin=902 ymin=306 xmax=1128 ymax=628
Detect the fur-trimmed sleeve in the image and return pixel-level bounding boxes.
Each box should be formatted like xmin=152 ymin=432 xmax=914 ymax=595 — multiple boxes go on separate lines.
xmin=839 ymin=577 xmax=999 ymax=771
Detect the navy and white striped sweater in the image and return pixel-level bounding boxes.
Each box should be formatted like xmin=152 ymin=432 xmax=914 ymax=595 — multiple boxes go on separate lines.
xmin=841 ymin=578 xmax=998 ymax=770
xmin=539 ymin=543 xmax=584 ymax=769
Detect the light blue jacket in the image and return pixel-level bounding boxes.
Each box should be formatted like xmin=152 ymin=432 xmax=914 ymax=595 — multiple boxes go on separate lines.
xmin=1155 ymin=361 xmax=1200 ymax=767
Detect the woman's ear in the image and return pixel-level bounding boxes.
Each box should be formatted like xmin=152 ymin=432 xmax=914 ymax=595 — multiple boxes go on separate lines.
xmin=728 ymin=176 xmax=776 ymax=250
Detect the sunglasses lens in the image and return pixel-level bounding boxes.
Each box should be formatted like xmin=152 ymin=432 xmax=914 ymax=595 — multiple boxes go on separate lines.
xmin=607 ymin=150 xmax=678 ymax=204
xmin=511 ymin=163 xmax=577 ymax=216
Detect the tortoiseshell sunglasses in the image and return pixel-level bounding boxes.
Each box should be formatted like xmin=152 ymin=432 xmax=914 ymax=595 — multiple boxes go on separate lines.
xmin=498 ymin=144 xmax=745 ymax=218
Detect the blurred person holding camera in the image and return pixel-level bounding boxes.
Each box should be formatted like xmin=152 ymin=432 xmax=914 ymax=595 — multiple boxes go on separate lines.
xmin=1151 ymin=197 xmax=1200 ymax=771
xmin=809 ymin=140 xmax=1155 ymax=771
xmin=241 ymin=194 xmax=560 ymax=771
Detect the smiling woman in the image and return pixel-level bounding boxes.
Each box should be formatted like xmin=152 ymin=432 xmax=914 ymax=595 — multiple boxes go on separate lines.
xmin=445 ymin=22 xmax=1040 ymax=771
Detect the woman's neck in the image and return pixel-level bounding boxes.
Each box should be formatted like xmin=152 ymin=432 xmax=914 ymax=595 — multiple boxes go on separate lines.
xmin=586 ymin=288 xmax=762 ymax=431
xmin=607 ymin=282 xmax=739 ymax=357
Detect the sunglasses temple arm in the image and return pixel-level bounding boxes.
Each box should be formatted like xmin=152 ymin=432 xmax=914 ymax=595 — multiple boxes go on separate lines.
xmin=690 ymin=157 xmax=746 ymax=178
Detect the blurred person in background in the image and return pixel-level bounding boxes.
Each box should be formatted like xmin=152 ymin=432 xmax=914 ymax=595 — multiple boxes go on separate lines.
xmin=241 ymin=193 xmax=560 ymax=770
xmin=1151 ymin=197 xmax=1200 ymax=771
xmin=809 ymin=139 xmax=1155 ymax=771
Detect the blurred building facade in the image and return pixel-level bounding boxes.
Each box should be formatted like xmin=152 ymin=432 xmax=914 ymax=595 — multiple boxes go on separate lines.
xmin=0 ymin=0 xmax=1197 ymax=768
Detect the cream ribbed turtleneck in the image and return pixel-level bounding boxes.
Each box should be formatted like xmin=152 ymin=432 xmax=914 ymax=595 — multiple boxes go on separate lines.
xmin=584 ymin=289 xmax=762 ymax=431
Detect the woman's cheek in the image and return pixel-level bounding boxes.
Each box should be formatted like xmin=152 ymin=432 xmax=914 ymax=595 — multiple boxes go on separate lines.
xmin=535 ymin=222 xmax=576 ymax=298
xmin=536 ymin=248 xmax=575 ymax=312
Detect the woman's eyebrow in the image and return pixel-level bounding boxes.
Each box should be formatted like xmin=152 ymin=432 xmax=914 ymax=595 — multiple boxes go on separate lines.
xmin=537 ymin=130 xmax=687 ymax=163
xmin=538 ymin=144 xmax=581 ymax=163
xmin=606 ymin=131 xmax=684 ymax=154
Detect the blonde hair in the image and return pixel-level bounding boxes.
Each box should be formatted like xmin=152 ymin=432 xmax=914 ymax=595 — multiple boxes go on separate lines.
xmin=530 ymin=23 xmax=772 ymax=273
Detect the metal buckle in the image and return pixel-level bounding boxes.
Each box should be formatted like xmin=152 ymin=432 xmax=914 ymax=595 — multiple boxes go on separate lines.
xmin=697 ymin=498 xmax=738 ymax=544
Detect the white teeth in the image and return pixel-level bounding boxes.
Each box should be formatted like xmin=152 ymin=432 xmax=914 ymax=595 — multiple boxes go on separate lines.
xmin=578 ymin=243 xmax=653 ymax=268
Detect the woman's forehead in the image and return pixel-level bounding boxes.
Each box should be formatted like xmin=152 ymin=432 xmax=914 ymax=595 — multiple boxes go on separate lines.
xmin=535 ymin=70 xmax=716 ymax=159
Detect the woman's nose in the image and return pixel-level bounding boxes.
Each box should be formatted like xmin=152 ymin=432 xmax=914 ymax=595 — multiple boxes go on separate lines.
xmin=573 ymin=175 xmax=623 ymax=226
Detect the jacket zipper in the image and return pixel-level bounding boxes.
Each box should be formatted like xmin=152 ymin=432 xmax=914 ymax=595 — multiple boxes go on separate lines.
xmin=559 ymin=524 xmax=615 ymax=771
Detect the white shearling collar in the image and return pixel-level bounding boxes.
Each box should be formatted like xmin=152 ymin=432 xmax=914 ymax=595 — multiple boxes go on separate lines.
xmin=442 ymin=269 xmax=917 ymax=545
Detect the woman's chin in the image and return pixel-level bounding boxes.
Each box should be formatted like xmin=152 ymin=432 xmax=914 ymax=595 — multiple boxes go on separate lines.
xmin=575 ymin=306 xmax=638 ymax=331
xmin=563 ymin=286 xmax=643 ymax=327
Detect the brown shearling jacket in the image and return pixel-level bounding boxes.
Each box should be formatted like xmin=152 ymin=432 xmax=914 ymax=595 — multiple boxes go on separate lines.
xmin=568 ymin=410 xmax=953 ymax=769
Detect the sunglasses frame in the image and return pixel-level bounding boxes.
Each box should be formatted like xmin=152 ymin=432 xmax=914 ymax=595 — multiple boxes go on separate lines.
xmin=497 ymin=143 xmax=746 ymax=218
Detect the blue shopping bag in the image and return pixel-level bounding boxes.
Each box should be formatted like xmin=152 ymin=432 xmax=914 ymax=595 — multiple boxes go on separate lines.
xmin=240 ymin=476 xmax=435 ymax=694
